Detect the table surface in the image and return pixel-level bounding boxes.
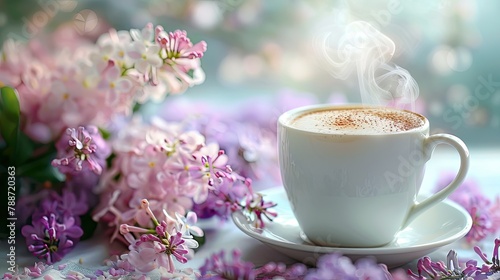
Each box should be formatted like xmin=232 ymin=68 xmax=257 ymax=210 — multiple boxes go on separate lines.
xmin=2 ymin=146 xmax=499 ymax=278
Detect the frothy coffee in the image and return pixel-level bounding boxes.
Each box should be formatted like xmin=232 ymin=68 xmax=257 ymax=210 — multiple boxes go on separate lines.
xmin=291 ymin=107 xmax=425 ymax=134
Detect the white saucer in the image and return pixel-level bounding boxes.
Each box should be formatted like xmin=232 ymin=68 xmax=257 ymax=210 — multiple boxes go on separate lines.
xmin=231 ymin=187 xmax=472 ymax=268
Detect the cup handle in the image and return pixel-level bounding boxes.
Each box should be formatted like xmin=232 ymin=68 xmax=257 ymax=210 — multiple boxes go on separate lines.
xmin=402 ymin=133 xmax=470 ymax=228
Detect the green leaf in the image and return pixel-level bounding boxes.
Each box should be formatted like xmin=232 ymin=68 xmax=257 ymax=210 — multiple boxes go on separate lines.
xmin=0 ymin=86 xmax=21 ymax=163
xmin=15 ymin=131 xmax=35 ymax=165
xmin=186 ymin=69 xmax=195 ymax=79
xmin=79 ymin=212 xmax=98 ymax=240
xmin=98 ymin=127 xmax=111 ymax=140
xmin=132 ymin=103 xmax=142 ymax=113
xmin=17 ymin=151 xmax=65 ymax=183
xmin=193 ymin=233 xmax=206 ymax=252
xmin=26 ymin=164 xmax=65 ymax=183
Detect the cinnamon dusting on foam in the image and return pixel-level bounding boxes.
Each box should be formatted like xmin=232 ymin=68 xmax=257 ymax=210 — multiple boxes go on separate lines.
xmin=292 ymin=108 xmax=425 ymax=134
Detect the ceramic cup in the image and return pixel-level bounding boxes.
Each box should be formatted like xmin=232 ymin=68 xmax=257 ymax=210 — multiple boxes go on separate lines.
xmin=278 ymin=104 xmax=469 ymax=247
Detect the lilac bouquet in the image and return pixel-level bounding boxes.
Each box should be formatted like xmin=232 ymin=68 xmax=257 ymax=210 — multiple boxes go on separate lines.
xmin=0 ymin=22 xmax=276 ymax=275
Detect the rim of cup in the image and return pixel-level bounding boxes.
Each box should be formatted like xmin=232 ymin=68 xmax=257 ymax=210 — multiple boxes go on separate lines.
xmin=278 ymin=103 xmax=430 ymax=136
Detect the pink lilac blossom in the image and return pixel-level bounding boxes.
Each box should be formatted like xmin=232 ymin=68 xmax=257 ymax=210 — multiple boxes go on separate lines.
xmin=0 ymin=23 xmax=206 ymax=143
xmin=2 ymin=262 xmax=52 ymax=279
xmin=93 ymin=117 xmax=277 ymax=246
xmin=244 ymin=192 xmax=278 ymax=229
xmin=253 ymin=262 xmax=308 ymax=280
xmin=92 ymin=118 xmax=208 ymax=239
xmin=158 ymin=90 xmax=319 ymax=189
xmin=490 ymin=196 xmax=500 ymax=232
xmin=198 ymin=250 xmax=255 ymax=280
xmin=95 ymin=255 xmax=198 ymax=279
xmin=435 ymin=172 xmax=500 ymax=243
xmin=155 ymin=28 xmax=207 ymax=95
xmin=52 ymin=126 xmax=110 ymax=176
xmin=118 ymin=199 xmax=200 ymax=274
xmin=192 ymin=176 xmax=249 ymax=219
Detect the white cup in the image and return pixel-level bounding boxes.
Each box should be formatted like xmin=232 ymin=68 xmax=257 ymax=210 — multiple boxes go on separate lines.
xmin=278 ymin=104 xmax=469 ymax=247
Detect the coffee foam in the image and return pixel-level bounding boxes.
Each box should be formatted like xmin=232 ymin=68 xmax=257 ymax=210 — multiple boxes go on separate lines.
xmin=291 ymin=108 xmax=425 ymax=134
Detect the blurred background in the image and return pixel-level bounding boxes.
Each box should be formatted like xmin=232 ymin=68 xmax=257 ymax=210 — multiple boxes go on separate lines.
xmin=1 ymin=0 xmax=499 ymax=147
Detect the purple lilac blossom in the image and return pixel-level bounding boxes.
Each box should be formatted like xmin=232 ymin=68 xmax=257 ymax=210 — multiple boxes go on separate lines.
xmin=21 ymin=214 xmax=83 ymax=264
xmin=15 ymin=188 xmax=52 ymax=228
xmin=435 ymin=172 xmax=498 ymax=243
xmin=253 ymin=262 xmax=308 ymax=280
xmin=198 ymin=249 xmax=308 ymax=280
xmin=192 ymin=177 xmax=249 ymax=219
xmin=32 ymin=190 xmax=88 ymax=225
xmin=158 ymin=90 xmax=319 ymax=189
xmin=436 ymin=172 xmax=500 ymax=243
xmin=407 ymin=239 xmax=500 ymax=279
xmin=305 ymin=253 xmax=391 ymax=280
xmin=198 ymin=250 xmax=255 ymax=280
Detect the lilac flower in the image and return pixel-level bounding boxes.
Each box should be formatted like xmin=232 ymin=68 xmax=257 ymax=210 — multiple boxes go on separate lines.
xmin=435 ymin=171 xmax=483 ymax=206
xmin=193 ymin=178 xmax=248 ymax=220
xmin=158 ymin=29 xmax=207 ymax=60
xmin=198 ymin=149 xmax=231 ymax=188
xmin=199 ymin=249 xmax=307 ymax=280
xmin=175 ymin=212 xmax=204 ymax=237
xmin=407 ymin=238 xmax=500 ymax=279
xmin=21 ymin=214 xmax=83 ymax=264
xmin=119 ymin=199 xmax=199 ymax=273
xmin=155 ymin=28 xmax=207 ymax=94
xmin=52 ymin=126 xmax=111 ymax=175
xmin=244 ymin=192 xmax=278 ymax=229
xmin=305 ymin=253 xmax=391 ymax=280
xmin=467 ymin=202 xmax=493 ymax=244
xmin=253 ymin=262 xmax=308 ymax=280
xmin=2 ymin=262 xmax=52 ymax=279
xmin=98 ymin=255 xmax=136 ymax=278
xmin=468 ymin=239 xmax=500 ymax=277
xmin=435 ymin=172 xmax=496 ymax=243
xmin=489 ymin=197 xmax=500 ymax=235
xmin=15 ymin=188 xmax=52 ymax=228
xmin=33 ymin=190 xmax=88 ymax=225
xmin=128 ymin=41 xmax=162 ymax=72
xmin=97 ymin=61 xmax=133 ymax=105
xmin=192 ymin=168 xmax=277 ymax=229
xmin=198 ymin=250 xmax=255 ymax=280
xmin=159 ymin=90 xmax=319 ymax=188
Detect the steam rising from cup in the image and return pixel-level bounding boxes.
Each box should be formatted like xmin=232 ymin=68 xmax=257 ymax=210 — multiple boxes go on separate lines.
xmin=314 ymin=20 xmax=419 ymax=111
